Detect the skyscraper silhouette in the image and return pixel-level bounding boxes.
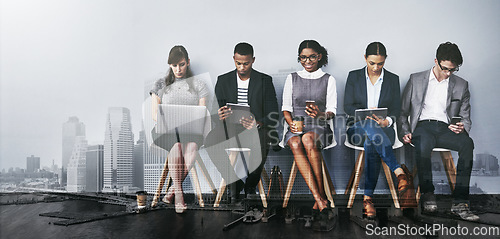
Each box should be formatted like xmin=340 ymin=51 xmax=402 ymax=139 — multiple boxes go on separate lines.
xmin=103 ymin=107 xmax=134 ymax=192
xmin=62 ymin=117 xmax=86 ymax=186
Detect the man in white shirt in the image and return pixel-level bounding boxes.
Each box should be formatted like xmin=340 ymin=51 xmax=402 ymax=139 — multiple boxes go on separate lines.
xmin=398 ymin=42 xmax=478 ymax=221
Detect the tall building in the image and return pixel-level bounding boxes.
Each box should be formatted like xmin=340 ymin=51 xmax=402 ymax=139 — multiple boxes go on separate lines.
xmin=66 ymin=136 xmax=88 ymax=192
xmin=143 ymin=144 xmax=169 ymax=194
xmin=86 ymin=144 xmax=104 ymax=192
xmin=133 ymin=131 xmax=145 ymax=190
xmin=62 ymin=117 xmax=86 ymax=185
xmin=474 ymin=153 xmax=500 ymax=176
xmin=26 ymin=155 xmax=40 ymax=173
xmin=103 ymin=107 xmax=134 ymax=192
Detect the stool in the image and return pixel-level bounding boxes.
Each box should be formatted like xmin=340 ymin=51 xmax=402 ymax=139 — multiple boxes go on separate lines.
xmin=414 ymin=147 xmax=457 ymax=203
xmin=344 ymin=124 xmax=404 ymax=209
xmin=151 ymin=152 xmax=217 ymax=208
xmin=282 ymin=157 xmax=336 ymax=208
xmin=278 ymin=119 xmax=337 ymax=209
xmin=213 ymin=148 xmax=268 ymax=207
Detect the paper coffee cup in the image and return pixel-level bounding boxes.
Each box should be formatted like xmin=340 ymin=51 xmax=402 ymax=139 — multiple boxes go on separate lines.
xmin=292 ymin=116 xmax=304 ymax=134
xmin=136 ymin=191 xmax=147 ymax=209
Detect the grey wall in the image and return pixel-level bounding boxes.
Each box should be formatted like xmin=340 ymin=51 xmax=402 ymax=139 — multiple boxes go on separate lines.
xmin=1 ymin=0 xmax=499 ymax=169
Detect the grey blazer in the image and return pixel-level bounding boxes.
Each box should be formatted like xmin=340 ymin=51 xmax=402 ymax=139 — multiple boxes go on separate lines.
xmin=398 ymin=69 xmax=472 ymax=139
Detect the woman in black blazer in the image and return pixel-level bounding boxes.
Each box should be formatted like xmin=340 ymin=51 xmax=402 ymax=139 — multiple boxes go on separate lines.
xmin=344 ymin=42 xmax=411 ymax=219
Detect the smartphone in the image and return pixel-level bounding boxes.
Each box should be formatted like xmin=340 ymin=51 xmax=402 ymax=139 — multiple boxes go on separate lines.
xmin=306 ymin=100 xmax=315 ymax=108
xmin=450 ymin=116 xmax=462 ymax=125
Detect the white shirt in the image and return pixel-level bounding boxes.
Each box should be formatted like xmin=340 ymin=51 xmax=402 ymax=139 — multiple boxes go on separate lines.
xmin=365 ymin=68 xmax=393 ymax=126
xmin=419 ymin=67 xmax=449 ymax=123
xmin=281 ymin=68 xmax=337 ymax=114
xmin=366 ymin=67 xmax=384 ymax=109
xmin=237 ymin=75 xmax=250 ymax=106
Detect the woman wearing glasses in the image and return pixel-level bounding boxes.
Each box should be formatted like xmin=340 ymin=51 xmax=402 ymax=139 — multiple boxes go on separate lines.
xmin=344 ymin=42 xmax=412 ymax=219
xmin=150 ymin=45 xmax=209 ymax=213
xmin=281 ymin=40 xmax=337 ymax=231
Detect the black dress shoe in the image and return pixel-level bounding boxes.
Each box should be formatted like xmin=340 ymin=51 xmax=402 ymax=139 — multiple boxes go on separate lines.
xmin=420 ymin=192 xmax=437 ymax=213
xmin=312 ymin=209 xmax=336 ymax=232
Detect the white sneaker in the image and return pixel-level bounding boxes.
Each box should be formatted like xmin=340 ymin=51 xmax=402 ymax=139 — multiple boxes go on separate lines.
xmin=451 ymin=203 xmax=480 ymax=221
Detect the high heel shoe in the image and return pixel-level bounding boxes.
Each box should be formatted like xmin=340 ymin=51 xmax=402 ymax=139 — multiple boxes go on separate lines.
xmin=174 ymin=192 xmax=186 ymax=213
xmin=175 ymin=203 xmax=187 ymax=214
xmin=162 ymin=187 xmax=174 ymax=204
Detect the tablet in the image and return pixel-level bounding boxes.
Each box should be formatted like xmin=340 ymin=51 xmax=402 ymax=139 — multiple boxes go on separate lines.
xmin=226 ymin=103 xmax=253 ymax=124
xmin=354 ymin=108 xmax=388 ymax=123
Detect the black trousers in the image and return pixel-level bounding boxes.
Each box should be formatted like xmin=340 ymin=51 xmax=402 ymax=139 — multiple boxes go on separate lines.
xmin=204 ymin=122 xmax=269 ymax=194
xmin=412 ymin=120 xmax=474 ymax=202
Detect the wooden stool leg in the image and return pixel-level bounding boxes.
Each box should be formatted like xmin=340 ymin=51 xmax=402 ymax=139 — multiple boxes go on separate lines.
xmin=322 ymin=160 xmax=336 ymax=195
xmin=416 ymin=186 xmax=421 ymax=204
xmin=347 ymin=151 xmax=365 ymax=208
xmin=382 ymin=160 xmax=400 ymax=208
xmin=345 ymin=159 xmax=357 ymax=195
xmin=190 ymin=165 xmax=204 ymax=207
xmin=282 ymin=161 xmax=298 ymax=208
xmin=258 ymin=179 xmax=268 ymax=208
xmin=195 ymin=154 xmax=218 ymax=195
xmin=152 ymin=156 xmax=169 ymax=207
xmin=213 ymin=151 xmax=239 ymax=207
xmin=261 ymin=168 xmax=270 ymax=187
xmin=412 ymin=165 xmax=421 ymax=203
xmin=440 ymin=151 xmax=456 ymax=192
xmin=321 ymin=159 xmax=335 ymax=208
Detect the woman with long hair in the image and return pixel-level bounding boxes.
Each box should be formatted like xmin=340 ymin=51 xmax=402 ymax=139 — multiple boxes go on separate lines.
xmin=344 ymin=42 xmax=411 ymax=219
xmin=150 ymin=45 xmax=209 ymax=213
xmin=281 ymin=40 xmax=336 ymax=231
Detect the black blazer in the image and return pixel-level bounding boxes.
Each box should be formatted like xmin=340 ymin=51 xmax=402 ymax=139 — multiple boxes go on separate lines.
xmin=344 ymin=67 xmax=401 ymax=126
xmin=214 ymin=69 xmax=279 ymax=137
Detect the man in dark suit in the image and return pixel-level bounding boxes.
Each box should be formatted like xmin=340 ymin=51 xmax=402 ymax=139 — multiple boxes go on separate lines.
xmin=205 ymin=42 xmax=279 ymax=203
xmin=398 ymin=42 xmax=478 ymax=221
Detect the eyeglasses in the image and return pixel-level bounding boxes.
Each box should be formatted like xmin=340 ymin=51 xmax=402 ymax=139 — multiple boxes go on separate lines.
xmin=298 ymin=54 xmax=319 ymax=62
xmin=438 ymin=62 xmax=459 ymax=73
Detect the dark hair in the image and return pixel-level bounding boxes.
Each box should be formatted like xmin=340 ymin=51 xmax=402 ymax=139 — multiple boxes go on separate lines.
xmin=234 ymin=42 xmax=254 ymax=56
xmin=165 ymin=45 xmax=194 ymax=89
xmin=297 ymin=40 xmax=328 ymax=68
xmin=365 ymin=42 xmax=387 ymax=57
xmin=436 ymin=42 xmax=463 ymax=67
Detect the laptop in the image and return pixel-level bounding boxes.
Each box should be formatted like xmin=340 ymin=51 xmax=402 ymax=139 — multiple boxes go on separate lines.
xmin=156 ymin=104 xmax=207 ymax=135
xmin=354 ymin=108 xmax=388 ymax=123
